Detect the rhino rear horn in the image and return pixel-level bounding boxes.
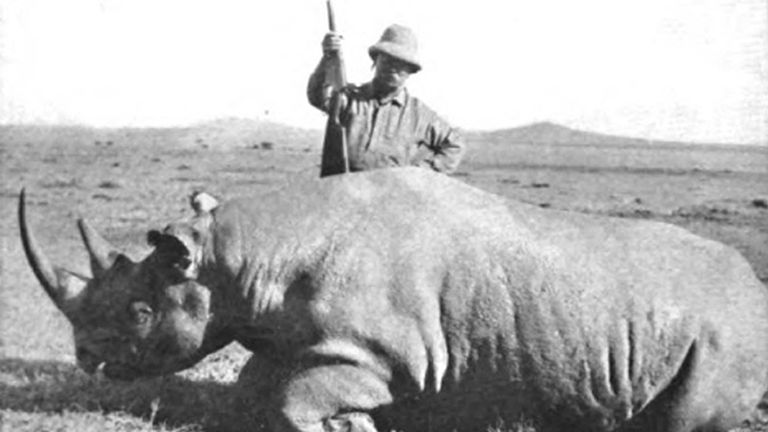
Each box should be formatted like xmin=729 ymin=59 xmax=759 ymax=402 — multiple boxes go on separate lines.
xmin=77 ymin=218 xmax=119 ymax=278
xmin=18 ymin=189 xmax=87 ymax=316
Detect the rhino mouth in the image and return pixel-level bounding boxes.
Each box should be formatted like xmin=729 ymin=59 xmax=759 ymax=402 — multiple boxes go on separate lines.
xmin=77 ymin=354 xmax=105 ymax=375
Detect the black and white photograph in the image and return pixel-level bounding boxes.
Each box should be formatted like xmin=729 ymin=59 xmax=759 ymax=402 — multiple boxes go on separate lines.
xmin=1 ymin=0 xmax=767 ymax=431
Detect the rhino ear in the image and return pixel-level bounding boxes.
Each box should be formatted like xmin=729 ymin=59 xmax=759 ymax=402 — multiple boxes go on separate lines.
xmin=147 ymin=230 xmax=196 ymax=278
xmin=147 ymin=230 xmax=164 ymax=248
xmin=78 ymin=219 xmax=120 ymax=278
xmin=147 ymin=230 xmax=190 ymax=257
xmin=190 ymin=191 xmax=219 ymax=216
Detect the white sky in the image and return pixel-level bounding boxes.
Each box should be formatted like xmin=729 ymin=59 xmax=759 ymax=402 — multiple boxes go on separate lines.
xmin=1 ymin=0 xmax=766 ymax=144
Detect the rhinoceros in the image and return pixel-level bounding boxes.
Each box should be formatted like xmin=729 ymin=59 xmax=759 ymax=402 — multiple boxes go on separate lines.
xmin=19 ymin=167 xmax=768 ymax=432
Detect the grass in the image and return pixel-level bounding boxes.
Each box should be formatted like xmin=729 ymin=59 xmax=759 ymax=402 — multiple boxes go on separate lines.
xmin=0 ymin=346 xmax=259 ymax=432
xmin=2 ymin=128 xmax=767 ymax=431
xmin=2 ymin=411 xmax=189 ymax=432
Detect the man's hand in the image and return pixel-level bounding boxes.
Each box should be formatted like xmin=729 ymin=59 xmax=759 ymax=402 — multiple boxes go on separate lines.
xmin=322 ymin=32 xmax=343 ymax=56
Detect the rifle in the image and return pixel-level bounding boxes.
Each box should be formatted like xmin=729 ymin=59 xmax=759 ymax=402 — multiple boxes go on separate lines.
xmin=321 ymin=0 xmax=350 ymax=175
xmin=325 ymin=0 xmax=346 ymax=90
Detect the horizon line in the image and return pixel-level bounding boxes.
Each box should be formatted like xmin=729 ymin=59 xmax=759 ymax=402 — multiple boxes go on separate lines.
xmin=1 ymin=119 xmax=765 ymax=147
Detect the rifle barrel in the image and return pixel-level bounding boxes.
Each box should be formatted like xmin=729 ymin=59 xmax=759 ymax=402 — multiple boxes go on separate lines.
xmin=326 ymin=0 xmax=337 ymax=32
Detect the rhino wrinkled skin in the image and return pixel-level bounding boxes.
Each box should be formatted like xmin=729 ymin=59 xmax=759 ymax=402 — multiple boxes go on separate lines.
xmin=19 ymin=167 xmax=768 ymax=432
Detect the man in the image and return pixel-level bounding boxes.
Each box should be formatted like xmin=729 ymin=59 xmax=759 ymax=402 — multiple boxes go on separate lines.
xmin=308 ymin=24 xmax=466 ymax=177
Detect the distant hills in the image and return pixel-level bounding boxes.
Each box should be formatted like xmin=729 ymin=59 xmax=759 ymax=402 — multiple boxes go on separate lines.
xmin=1 ymin=119 xmax=758 ymax=149
xmin=189 ymin=119 xmax=710 ymax=148
xmin=0 ymin=118 xmax=323 ymax=149
xmin=188 ymin=117 xmax=321 ymax=147
xmin=465 ymin=121 xmax=690 ymax=148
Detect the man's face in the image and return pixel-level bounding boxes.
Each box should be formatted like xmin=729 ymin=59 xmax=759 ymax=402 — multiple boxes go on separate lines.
xmin=373 ymin=53 xmax=414 ymax=93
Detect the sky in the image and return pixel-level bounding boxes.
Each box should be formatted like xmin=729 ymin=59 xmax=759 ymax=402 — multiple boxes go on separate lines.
xmin=1 ymin=0 xmax=766 ymax=144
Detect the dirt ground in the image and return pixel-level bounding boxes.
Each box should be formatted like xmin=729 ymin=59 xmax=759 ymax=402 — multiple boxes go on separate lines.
xmin=1 ymin=125 xmax=767 ymax=431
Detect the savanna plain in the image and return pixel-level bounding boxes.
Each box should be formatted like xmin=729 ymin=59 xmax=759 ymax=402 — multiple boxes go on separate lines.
xmin=1 ymin=120 xmax=767 ymax=431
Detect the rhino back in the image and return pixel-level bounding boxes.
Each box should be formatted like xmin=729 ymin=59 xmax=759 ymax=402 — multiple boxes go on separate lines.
xmin=437 ymin=191 xmax=768 ymax=426
xmin=207 ymin=168 xmax=768 ymax=428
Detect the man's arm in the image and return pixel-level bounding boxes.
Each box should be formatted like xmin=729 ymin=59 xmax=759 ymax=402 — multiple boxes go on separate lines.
xmin=307 ymin=57 xmax=333 ymax=113
xmin=420 ymin=125 xmax=466 ymax=174
xmin=307 ymin=33 xmax=345 ymax=113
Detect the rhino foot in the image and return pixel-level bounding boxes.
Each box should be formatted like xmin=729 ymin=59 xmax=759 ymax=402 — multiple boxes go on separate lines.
xmin=323 ymin=413 xmax=377 ymax=432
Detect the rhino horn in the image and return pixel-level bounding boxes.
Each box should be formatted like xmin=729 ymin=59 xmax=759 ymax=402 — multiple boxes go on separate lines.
xmin=77 ymin=218 xmax=119 ymax=278
xmin=18 ymin=189 xmax=87 ymax=316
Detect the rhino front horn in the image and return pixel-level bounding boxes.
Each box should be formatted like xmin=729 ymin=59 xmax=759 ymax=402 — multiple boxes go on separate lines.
xmin=18 ymin=189 xmax=87 ymax=316
xmin=77 ymin=218 xmax=119 ymax=278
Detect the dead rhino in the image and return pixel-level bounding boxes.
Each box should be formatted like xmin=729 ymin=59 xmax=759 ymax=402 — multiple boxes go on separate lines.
xmin=19 ymin=167 xmax=768 ymax=432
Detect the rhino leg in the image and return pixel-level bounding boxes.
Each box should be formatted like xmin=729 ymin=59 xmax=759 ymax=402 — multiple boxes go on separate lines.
xmin=618 ymin=339 xmax=765 ymax=432
xmin=323 ymin=412 xmax=378 ymax=432
xmin=235 ymin=354 xmax=291 ymax=422
xmin=271 ymin=364 xmax=393 ymax=432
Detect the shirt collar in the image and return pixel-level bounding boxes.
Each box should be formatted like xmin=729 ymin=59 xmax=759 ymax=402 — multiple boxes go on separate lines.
xmin=386 ymin=87 xmax=407 ymax=106
xmin=364 ymin=82 xmax=407 ymax=106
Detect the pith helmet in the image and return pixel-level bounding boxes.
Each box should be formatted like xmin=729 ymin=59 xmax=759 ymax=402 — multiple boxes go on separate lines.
xmin=368 ymin=24 xmax=422 ymax=72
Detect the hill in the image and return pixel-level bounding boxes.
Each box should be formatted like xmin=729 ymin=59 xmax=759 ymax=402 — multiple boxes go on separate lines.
xmin=465 ymin=121 xmax=701 ymax=148
xmin=3 ymin=120 xmax=763 ymax=153
xmin=187 ymin=117 xmax=322 ymax=149
xmin=0 ymin=118 xmax=323 ymax=150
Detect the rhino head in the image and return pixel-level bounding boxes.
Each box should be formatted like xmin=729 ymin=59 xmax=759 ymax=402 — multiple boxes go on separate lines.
xmin=18 ymin=190 xmax=223 ymax=380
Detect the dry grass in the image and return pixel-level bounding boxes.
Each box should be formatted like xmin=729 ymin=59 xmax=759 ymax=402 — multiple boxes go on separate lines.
xmin=1 ymin=124 xmax=767 ymax=431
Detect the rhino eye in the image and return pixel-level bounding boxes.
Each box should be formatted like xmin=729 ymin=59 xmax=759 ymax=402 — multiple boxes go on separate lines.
xmin=177 ymin=257 xmax=192 ymax=270
xmin=129 ymin=301 xmax=153 ymax=325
